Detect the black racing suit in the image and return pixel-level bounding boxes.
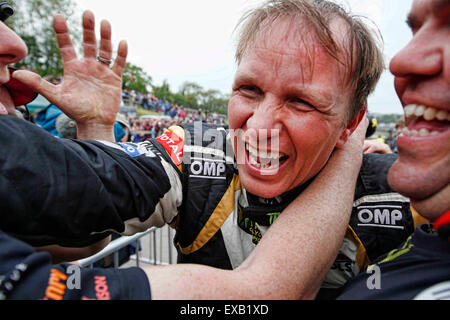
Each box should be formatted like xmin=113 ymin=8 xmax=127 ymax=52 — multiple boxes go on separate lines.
xmin=338 ymin=223 xmax=450 ymax=300
xmin=0 ymin=116 xmax=418 ymax=299
xmin=0 ymin=230 xmax=150 ymax=300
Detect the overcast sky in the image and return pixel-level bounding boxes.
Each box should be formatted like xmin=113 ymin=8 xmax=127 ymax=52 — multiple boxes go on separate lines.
xmin=75 ymin=0 xmax=414 ymax=114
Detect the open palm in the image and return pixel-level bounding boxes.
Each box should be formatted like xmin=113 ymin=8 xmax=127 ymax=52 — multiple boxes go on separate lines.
xmin=13 ymin=11 xmax=128 ymax=139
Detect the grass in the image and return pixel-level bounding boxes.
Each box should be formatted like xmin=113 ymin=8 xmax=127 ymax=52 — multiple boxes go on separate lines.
xmin=136 ymin=107 xmax=163 ymax=117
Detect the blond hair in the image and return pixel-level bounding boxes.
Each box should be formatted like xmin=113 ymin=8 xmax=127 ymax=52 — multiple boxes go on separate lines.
xmin=234 ymin=0 xmax=385 ymax=123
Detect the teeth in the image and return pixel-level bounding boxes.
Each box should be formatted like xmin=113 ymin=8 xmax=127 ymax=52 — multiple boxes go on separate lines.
xmin=246 ymin=144 xmax=281 ymax=160
xmin=414 ymin=105 xmax=425 ymax=117
xmin=402 ymin=127 xmax=439 ymax=137
xmin=423 ymin=107 xmax=437 ymax=121
xmin=404 ymin=104 xmax=448 ymax=122
xmin=404 ymin=105 xmax=416 ymax=117
xmin=245 ymin=143 xmax=283 ymax=169
xmin=436 ymin=110 xmax=448 ymax=121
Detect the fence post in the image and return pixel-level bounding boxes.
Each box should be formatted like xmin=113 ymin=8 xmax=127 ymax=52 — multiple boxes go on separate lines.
xmin=135 ymin=240 xmax=140 ymax=268
xmin=168 ymin=226 xmax=173 ymax=264
xmin=153 ymin=230 xmax=157 ymax=265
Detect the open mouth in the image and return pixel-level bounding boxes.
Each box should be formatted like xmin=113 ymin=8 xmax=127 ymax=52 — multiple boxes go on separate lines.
xmin=245 ymin=142 xmax=289 ymax=170
xmin=402 ymin=105 xmax=450 ymax=137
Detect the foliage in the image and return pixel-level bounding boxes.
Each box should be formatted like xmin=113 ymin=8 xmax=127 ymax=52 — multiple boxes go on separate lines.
xmin=8 ymin=0 xmax=81 ymax=78
xmin=372 ymin=113 xmax=404 ymax=124
xmin=122 ymin=62 xmax=153 ymax=94
xmin=151 ymin=80 xmax=229 ymax=114
xmin=5 ymin=0 xmax=230 ymax=114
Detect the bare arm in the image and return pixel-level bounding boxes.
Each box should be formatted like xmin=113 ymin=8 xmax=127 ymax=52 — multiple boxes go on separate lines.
xmin=144 ymin=119 xmax=367 ymax=300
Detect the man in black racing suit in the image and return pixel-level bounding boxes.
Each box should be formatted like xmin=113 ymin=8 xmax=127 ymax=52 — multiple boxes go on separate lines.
xmin=0 ymin=0 xmax=424 ymax=300
xmin=1 ymin=4 xmax=373 ymax=300
xmin=0 ymin=118 xmax=420 ymax=299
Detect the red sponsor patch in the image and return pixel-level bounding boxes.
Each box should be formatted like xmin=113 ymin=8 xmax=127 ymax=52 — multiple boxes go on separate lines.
xmin=156 ymin=130 xmax=184 ymax=166
xmin=94 ymin=276 xmax=111 ymax=300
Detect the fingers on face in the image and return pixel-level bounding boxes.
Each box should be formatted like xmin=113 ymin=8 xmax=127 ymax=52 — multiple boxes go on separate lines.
xmin=13 ymin=70 xmax=55 ymax=101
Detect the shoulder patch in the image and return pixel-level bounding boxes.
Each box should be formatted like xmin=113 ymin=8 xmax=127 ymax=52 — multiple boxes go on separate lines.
xmin=118 ymin=143 xmax=142 ymax=158
xmin=156 ymin=127 xmax=185 ymax=166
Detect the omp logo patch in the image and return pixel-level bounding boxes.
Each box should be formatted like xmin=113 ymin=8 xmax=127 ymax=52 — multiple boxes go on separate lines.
xmin=353 ymin=193 xmax=409 ymax=230
xmin=189 ymin=157 xmax=226 ymax=180
xmin=356 ymin=206 xmax=404 ymax=229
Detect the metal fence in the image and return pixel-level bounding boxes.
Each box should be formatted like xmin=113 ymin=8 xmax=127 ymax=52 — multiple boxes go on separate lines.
xmin=78 ymin=225 xmax=177 ymax=268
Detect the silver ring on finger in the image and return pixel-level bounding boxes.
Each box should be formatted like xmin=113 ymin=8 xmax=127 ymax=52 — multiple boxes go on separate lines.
xmin=97 ymin=56 xmax=112 ymax=66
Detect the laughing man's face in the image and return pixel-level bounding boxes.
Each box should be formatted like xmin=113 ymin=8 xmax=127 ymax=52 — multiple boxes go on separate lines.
xmin=388 ymin=0 xmax=450 ymax=221
xmin=228 ymin=18 xmax=358 ymax=198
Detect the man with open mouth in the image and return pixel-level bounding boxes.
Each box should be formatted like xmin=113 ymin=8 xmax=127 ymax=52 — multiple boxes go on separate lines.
xmin=339 ymin=0 xmax=450 ymax=300
xmin=0 ymin=0 xmax=425 ymax=300
xmin=0 ymin=0 xmax=368 ymax=300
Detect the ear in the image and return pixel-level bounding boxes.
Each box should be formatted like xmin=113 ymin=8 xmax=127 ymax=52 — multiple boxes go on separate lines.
xmin=335 ymin=105 xmax=367 ymax=149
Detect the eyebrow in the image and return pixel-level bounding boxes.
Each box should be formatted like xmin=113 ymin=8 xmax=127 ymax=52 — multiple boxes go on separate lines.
xmin=431 ymin=0 xmax=450 ymax=12
xmin=406 ymin=0 xmax=450 ymax=29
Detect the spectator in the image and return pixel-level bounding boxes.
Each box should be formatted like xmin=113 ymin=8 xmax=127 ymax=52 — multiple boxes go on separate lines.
xmin=390 ymin=118 xmax=405 ymax=154
xmin=116 ymin=113 xmax=132 ymax=142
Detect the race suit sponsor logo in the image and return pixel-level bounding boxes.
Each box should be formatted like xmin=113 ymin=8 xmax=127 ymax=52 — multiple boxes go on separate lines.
xmin=81 ymin=276 xmax=111 ymax=300
xmin=331 ymin=254 xmax=356 ymax=275
xmin=356 ymin=206 xmax=404 ymax=230
xmin=43 ymin=269 xmax=68 ymax=300
xmin=156 ymin=131 xmax=184 ymax=166
xmin=353 ymin=194 xmax=410 ymax=230
xmin=93 ymin=276 xmax=111 ymax=300
xmin=119 ymin=142 xmax=142 ymax=158
xmin=189 ymin=157 xmax=227 ymax=180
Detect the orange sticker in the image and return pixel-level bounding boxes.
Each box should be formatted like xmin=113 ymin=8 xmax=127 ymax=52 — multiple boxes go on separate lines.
xmin=156 ymin=130 xmax=184 ymax=166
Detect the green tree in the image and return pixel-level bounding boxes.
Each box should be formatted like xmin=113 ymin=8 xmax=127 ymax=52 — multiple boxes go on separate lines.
xmin=199 ymin=89 xmax=229 ymax=113
xmin=151 ymin=80 xmax=173 ymax=102
xmin=122 ymin=62 xmax=153 ymax=94
xmin=152 ymin=80 xmax=228 ymax=114
xmin=8 ymin=0 xmax=81 ymax=77
xmin=179 ymin=81 xmax=203 ymax=96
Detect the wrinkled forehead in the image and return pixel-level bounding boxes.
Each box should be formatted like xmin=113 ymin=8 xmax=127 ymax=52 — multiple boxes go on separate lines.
xmin=249 ymin=16 xmax=354 ymax=83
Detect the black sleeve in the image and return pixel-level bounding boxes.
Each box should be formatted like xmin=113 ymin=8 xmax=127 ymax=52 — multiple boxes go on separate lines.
xmin=0 ymin=231 xmax=151 ymax=300
xmin=0 ymin=115 xmax=174 ymax=247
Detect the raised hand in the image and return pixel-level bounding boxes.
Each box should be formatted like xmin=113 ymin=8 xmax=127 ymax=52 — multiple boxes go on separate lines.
xmin=13 ymin=10 xmax=128 ymax=140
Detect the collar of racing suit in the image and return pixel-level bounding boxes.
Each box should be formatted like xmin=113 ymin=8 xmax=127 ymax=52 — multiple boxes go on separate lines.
xmin=239 ymin=177 xmax=315 ymax=227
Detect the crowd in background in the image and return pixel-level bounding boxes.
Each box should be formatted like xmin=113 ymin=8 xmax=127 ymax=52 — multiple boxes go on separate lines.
xmin=121 ymin=89 xmax=227 ymax=143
